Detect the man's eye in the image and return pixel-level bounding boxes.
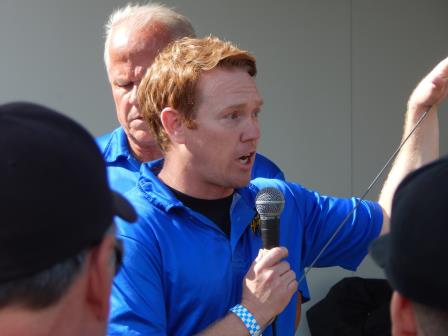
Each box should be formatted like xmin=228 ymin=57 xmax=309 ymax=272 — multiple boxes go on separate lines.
xmin=227 ymin=111 xmax=240 ymax=120
xmin=117 ymin=82 xmax=133 ymax=90
xmin=253 ymin=110 xmax=261 ymax=118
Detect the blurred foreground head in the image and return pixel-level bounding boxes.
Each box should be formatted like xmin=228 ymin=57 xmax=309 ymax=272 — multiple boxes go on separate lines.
xmin=371 ymin=156 xmax=448 ymax=336
xmin=0 ymin=102 xmax=136 ymax=336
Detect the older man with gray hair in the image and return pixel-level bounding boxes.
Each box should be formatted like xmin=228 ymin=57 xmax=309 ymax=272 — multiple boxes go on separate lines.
xmin=97 ymin=3 xmax=284 ymax=194
xmin=0 ymin=102 xmax=136 ymax=336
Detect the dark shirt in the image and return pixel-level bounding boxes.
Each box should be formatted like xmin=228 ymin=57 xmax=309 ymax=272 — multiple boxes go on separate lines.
xmin=166 ymin=185 xmax=233 ymax=238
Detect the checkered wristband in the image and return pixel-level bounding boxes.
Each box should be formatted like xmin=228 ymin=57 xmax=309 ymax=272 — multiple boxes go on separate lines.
xmin=229 ymin=304 xmax=261 ymax=336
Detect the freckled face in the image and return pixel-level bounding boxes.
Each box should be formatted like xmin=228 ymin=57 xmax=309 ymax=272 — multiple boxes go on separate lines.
xmin=181 ymin=67 xmax=262 ymax=197
xmin=107 ymin=24 xmax=172 ymax=150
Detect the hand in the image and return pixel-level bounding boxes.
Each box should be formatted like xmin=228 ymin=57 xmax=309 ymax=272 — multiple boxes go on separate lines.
xmin=408 ymin=56 xmax=448 ymax=114
xmin=241 ymin=247 xmax=298 ymax=327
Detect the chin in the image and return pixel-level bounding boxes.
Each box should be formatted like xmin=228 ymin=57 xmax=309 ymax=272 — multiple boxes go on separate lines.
xmin=131 ymin=130 xmax=154 ymax=144
xmin=233 ymin=176 xmax=251 ymax=188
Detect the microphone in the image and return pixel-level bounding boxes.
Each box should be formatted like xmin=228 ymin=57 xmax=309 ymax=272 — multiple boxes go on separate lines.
xmin=255 ymin=187 xmax=285 ymax=249
xmin=255 ymin=187 xmax=285 ymax=336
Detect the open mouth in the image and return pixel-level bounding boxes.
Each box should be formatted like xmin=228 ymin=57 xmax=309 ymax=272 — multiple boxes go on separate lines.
xmin=239 ymin=152 xmax=255 ymax=165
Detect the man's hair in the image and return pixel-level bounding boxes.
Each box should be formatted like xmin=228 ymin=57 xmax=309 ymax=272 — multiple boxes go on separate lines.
xmin=0 ymin=224 xmax=118 ymax=310
xmin=413 ymin=301 xmax=448 ymax=336
xmin=104 ymin=2 xmax=195 ymax=69
xmin=138 ymin=36 xmax=257 ymax=151
xmin=0 ymin=251 xmax=87 ymax=310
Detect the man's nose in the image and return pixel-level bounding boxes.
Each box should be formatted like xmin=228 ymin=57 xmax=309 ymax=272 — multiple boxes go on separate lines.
xmin=129 ymin=85 xmax=139 ymax=106
xmin=241 ymin=117 xmax=260 ymax=143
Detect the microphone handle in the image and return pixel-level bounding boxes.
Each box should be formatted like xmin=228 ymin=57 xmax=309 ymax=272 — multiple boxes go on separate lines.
xmin=259 ymin=216 xmax=279 ymax=335
xmin=260 ymin=217 xmax=279 ymax=249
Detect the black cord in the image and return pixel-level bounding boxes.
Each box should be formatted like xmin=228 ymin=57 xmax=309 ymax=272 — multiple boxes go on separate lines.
xmin=297 ymin=108 xmax=431 ymax=286
xmin=271 ymin=318 xmax=277 ymax=336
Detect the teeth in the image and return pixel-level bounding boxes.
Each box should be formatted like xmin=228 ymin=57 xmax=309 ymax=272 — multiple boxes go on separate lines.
xmin=239 ymin=155 xmax=249 ymax=164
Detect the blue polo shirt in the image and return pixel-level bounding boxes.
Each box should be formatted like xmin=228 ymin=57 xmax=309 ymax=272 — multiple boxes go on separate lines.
xmin=96 ymin=127 xmax=285 ymax=194
xmin=108 ymin=160 xmax=383 ymax=336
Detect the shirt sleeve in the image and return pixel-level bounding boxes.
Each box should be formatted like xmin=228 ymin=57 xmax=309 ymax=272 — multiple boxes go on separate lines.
xmin=108 ymin=217 xmax=167 ymax=336
xmin=291 ymin=184 xmax=383 ymax=270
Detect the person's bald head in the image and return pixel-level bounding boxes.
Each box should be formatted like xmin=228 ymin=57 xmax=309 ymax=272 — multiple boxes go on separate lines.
xmin=103 ymin=3 xmax=195 ymax=162
xmin=104 ymin=3 xmax=195 ymax=70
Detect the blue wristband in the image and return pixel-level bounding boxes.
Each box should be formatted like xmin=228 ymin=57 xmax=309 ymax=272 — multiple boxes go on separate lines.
xmin=229 ymin=304 xmax=261 ymax=336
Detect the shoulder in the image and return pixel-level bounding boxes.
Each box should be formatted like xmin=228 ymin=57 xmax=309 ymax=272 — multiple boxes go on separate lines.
xmin=249 ymin=177 xmax=307 ymax=196
xmin=123 ymin=184 xmax=162 ymax=222
xmin=247 ymin=178 xmax=310 ymax=207
xmin=96 ymin=127 xmax=121 ymax=153
xmin=252 ymin=152 xmax=285 ymax=180
xmin=116 ymin=187 xmax=161 ymax=246
xmin=118 ymin=175 xmax=179 ymax=238
xmin=247 ymin=178 xmax=340 ymax=220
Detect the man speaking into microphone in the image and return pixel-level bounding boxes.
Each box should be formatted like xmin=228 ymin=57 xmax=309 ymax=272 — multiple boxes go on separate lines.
xmin=108 ymin=36 xmax=448 ymax=336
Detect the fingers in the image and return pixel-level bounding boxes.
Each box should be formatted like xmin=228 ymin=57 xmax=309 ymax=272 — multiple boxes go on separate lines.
xmin=431 ymin=57 xmax=448 ymax=76
xmin=281 ymin=270 xmax=298 ymax=292
xmin=253 ymin=247 xmax=288 ymax=271
xmin=272 ymin=260 xmax=291 ymax=276
xmin=253 ymin=248 xmax=296 ymax=295
xmin=409 ymin=67 xmax=448 ymax=111
xmin=241 ymin=246 xmax=298 ymax=325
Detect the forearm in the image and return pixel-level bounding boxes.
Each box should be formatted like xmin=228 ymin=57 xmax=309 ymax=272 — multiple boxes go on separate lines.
xmin=379 ymin=58 xmax=448 ymax=233
xmin=377 ymin=56 xmax=448 ymax=233
xmin=378 ymin=104 xmax=439 ymax=229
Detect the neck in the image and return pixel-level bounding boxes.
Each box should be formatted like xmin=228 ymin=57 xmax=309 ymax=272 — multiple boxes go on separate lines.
xmin=128 ymin=138 xmax=162 ymax=163
xmin=0 ymin=274 xmax=102 ymax=336
xmin=159 ymin=153 xmax=234 ymax=200
xmin=0 ymin=302 xmax=92 ymax=336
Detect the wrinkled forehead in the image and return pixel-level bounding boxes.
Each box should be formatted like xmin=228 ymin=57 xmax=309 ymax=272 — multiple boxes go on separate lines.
xmin=109 ymin=23 xmax=173 ymax=65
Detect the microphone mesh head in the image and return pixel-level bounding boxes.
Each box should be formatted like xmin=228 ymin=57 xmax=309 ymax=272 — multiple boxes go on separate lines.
xmin=255 ymin=187 xmax=285 ymax=217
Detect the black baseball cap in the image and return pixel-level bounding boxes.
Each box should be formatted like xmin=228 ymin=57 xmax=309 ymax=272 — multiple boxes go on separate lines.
xmin=370 ymin=156 xmax=448 ymax=310
xmin=0 ymin=102 xmax=136 ymax=283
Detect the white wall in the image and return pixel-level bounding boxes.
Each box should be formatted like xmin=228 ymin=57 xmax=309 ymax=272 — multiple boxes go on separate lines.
xmin=1 ymin=1 xmax=447 ymax=334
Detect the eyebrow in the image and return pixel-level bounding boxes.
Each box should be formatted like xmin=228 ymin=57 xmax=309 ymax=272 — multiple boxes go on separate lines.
xmin=224 ymin=100 xmax=264 ymax=111
xmin=114 ymin=78 xmax=130 ymax=85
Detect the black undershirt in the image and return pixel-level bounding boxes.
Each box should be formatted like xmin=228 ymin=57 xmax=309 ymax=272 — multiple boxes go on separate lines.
xmin=166 ymin=185 xmax=233 ymax=238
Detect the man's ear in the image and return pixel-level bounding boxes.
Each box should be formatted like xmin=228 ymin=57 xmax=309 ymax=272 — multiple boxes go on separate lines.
xmin=85 ymin=234 xmax=116 ymax=322
xmin=160 ymin=107 xmax=186 ymax=145
xmin=390 ymin=291 xmax=418 ymax=336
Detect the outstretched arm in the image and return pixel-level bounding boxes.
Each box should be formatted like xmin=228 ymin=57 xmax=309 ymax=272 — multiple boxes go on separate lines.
xmin=379 ymin=57 xmax=448 ymax=234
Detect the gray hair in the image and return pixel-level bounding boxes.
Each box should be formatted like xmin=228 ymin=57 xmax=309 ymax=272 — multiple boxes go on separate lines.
xmin=0 ymin=250 xmax=88 ymax=309
xmin=104 ymin=2 xmax=196 ymax=69
xmin=0 ymin=225 xmax=117 ymax=310
xmin=413 ymin=301 xmax=448 ymax=336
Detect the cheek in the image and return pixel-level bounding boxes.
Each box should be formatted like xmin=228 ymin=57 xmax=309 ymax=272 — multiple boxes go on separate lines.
xmin=112 ymin=88 xmax=128 ymax=106
xmin=204 ymin=134 xmax=236 ymax=160
xmin=113 ymin=94 xmax=130 ymax=119
xmin=190 ymin=126 xmax=239 ymax=160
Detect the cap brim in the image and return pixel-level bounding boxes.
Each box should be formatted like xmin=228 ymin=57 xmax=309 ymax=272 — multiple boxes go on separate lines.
xmin=369 ymin=234 xmax=391 ymax=269
xmin=112 ymin=191 xmax=137 ymax=223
